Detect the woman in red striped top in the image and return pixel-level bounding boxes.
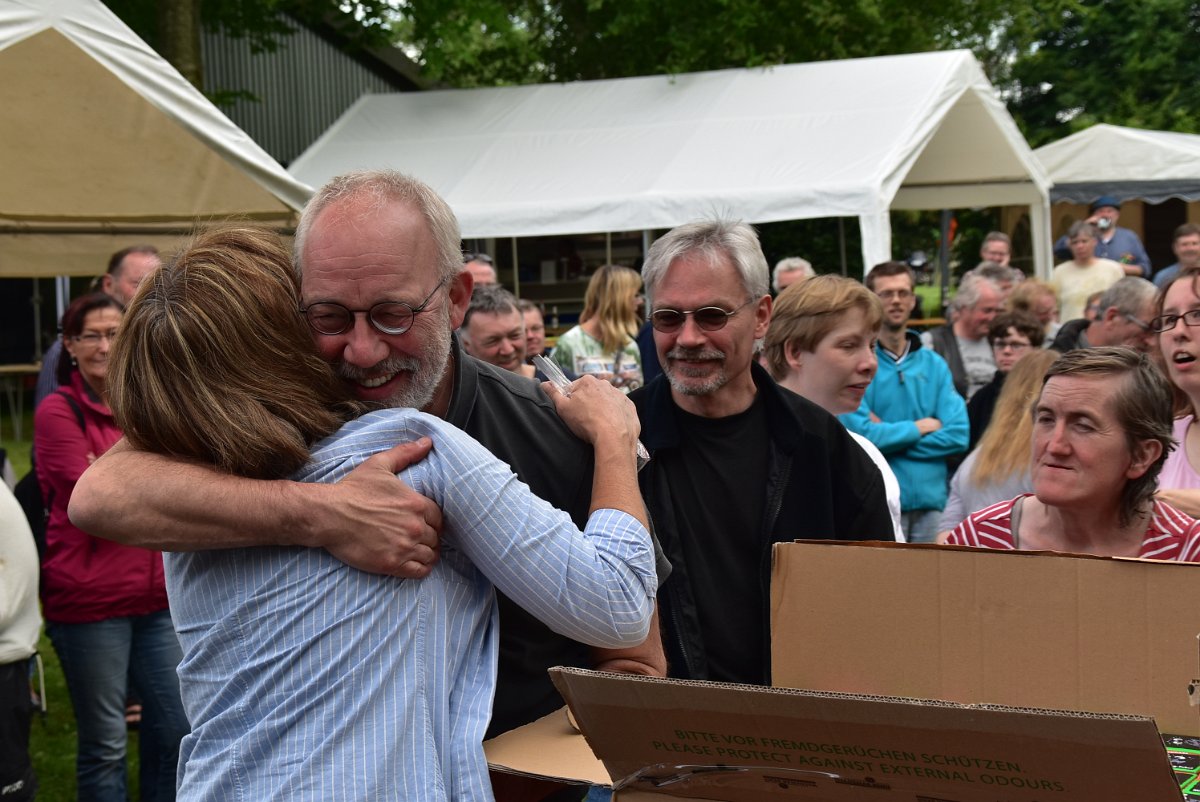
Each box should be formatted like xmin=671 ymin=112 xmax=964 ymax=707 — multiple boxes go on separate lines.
xmin=947 ymin=347 xmax=1200 ymax=561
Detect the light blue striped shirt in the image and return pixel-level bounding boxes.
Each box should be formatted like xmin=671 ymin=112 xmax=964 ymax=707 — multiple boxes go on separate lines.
xmin=167 ymin=409 xmax=656 ymax=801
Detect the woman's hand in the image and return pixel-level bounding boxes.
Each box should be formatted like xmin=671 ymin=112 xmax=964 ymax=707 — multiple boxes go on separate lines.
xmin=544 ymin=375 xmax=640 ymax=450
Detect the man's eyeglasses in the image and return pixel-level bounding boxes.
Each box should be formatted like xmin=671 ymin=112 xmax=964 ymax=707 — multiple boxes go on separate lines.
xmin=649 ymin=299 xmax=754 ymax=333
xmin=1123 ymin=313 xmax=1152 ymax=332
xmin=876 ymin=289 xmax=913 ymax=301
xmin=992 ymin=339 xmax=1031 ymax=352
xmin=300 ymin=279 xmax=448 ymax=336
xmin=1150 ymin=309 xmax=1200 ymax=333
xmin=462 ymin=252 xmax=493 ymax=265
xmin=72 ymin=329 xmax=119 ymax=346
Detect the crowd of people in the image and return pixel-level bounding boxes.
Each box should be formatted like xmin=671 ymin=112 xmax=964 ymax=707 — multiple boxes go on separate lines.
xmin=3 ymin=174 xmax=1200 ymax=802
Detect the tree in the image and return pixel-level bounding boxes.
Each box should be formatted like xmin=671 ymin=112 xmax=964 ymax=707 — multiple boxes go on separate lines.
xmin=401 ymin=0 xmax=1013 ymax=87
xmin=102 ymin=0 xmax=399 ymax=89
xmin=994 ymin=0 xmax=1200 ymax=146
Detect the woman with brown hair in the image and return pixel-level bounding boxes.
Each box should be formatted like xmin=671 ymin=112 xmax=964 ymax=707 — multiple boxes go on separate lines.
xmin=550 ymin=264 xmax=644 ymax=391
xmin=107 ymin=226 xmax=656 ymax=801
xmin=946 ymin=347 xmax=1200 ymax=559
xmin=1152 ymin=269 xmax=1200 ymax=513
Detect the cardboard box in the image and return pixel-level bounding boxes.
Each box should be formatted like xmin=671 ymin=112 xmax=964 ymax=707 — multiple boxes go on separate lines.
xmin=771 ymin=541 xmax=1200 ymax=737
xmin=487 ymin=541 xmax=1195 ymax=800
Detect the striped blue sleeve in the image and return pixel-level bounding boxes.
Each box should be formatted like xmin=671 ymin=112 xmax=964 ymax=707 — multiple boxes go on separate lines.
xmin=402 ymin=416 xmax=656 ymax=649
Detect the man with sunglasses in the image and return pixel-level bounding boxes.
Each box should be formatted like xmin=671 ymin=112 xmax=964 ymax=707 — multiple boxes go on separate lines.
xmin=71 ymin=172 xmax=669 ymax=770
xmin=630 ymin=219 xmax=893 ymax=686
xmin=1049 ymin=277 xmax=1157 ymax=354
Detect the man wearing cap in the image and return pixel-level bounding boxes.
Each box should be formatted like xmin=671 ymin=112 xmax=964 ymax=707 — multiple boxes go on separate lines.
xmin=1053 ymin=196 xmax=1151 ymax=277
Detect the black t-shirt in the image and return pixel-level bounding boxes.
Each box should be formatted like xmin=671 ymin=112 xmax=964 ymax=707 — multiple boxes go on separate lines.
xmin=662 ymin=393 xmax=770 ymax=684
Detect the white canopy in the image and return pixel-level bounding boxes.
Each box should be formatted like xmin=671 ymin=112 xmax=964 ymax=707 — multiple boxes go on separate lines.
xmin=291 ymin=49 xmax=1052 ymax=276
xmin=0 ymin=0 xmax=313 ymax=277
xmin=1034 ymin=123 xmax=1200 ymax=204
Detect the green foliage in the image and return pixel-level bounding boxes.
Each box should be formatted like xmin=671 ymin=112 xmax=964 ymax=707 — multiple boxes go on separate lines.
xmin=101 ymin=0 xmax=398 ymax=56
xmin=996 ymin=0 xmax=1200 ymax=145
xmin=403 ymin=0 xmax=1011 ymax=86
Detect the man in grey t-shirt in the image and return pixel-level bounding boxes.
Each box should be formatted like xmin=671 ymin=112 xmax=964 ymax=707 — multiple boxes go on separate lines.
xmin=921 ymin=274 xmax=1003 ymax=400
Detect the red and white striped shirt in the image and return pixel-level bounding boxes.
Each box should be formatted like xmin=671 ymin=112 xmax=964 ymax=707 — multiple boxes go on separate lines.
xmin=947 ymin=494 xmax=1200 ymax=562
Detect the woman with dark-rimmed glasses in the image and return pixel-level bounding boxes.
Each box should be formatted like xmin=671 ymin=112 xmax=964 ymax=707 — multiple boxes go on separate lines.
xmin=35 ymin=292 xmax=188 ymax=802
xmin=1152 ymin=271 xmax=1200 ymax=515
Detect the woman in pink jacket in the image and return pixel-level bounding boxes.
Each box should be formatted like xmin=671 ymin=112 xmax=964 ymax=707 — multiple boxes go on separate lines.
xmin=36 ymin=292 xmax=187 ymax=802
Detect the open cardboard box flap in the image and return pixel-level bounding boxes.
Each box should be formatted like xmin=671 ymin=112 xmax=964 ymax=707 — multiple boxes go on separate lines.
xmin=771 ymin=540 xmax=1200 ymax=737
xmin=487 ymin=541 xmax=1200 ymax=800
xmin=486 ymin=668 xmax=1178 ymax=801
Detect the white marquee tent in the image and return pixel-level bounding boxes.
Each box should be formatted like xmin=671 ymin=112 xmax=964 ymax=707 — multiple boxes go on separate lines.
xmin=291 ymin=49 xmax=1052 ymax=276
xmin=1034 ymin=123 xmax=1200 ymax=204
xmin=0 ymin=0 xmax=312 ymax=278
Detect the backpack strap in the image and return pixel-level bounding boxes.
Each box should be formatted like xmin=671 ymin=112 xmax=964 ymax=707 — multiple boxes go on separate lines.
xmin=55 ymin=389 xmax=86 ymax=433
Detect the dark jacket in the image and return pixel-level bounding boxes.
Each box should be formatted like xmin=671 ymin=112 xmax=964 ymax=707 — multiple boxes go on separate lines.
xmin=967 ymin=370 xmax=1006 ymax=451
xmin=1050 ymin=318 xmax=1091 ymax=353
xmin=924 ymin=324 xmax=968 ymax=398
xmin=447 ymin=337 xmax=670 ymax=737
xmin=445 ymin=339 xmax=593 ymax=737
xmin=630 ymin=363 xmax=894 ymax=684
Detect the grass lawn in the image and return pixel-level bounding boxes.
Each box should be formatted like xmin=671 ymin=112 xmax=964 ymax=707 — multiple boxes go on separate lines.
xmin=3 ymin=404 xmax=141 ymax=798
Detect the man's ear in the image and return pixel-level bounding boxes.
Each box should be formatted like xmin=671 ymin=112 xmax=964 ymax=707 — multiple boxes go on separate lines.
xmin=446 ymin=270 xmax=473 ymax=330
xmin=752 ymin=295 xmax=773 ymax=340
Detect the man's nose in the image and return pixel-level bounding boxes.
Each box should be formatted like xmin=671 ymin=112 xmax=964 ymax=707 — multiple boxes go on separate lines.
xmin=676 ymin=315 xmax=707 ymax=347
xmin=342 ymin=315 xmax=389 ymax=367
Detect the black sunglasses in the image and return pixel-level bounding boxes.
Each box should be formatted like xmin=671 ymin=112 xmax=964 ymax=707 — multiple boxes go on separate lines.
xmin=649 ymin=299 xmax=754 ymax=333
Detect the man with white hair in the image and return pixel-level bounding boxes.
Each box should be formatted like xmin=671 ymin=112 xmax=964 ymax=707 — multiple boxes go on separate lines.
xmin=463 ymin=251 xmax=497 ymax=285
xmin=772 ymin=256 xmax=814 ymax=293
xmin=631 ymin=219 xmax=893 ymax=685
xmin=921 ymin=274 xmax=1004 ymax=399
xmin=1050 ymin=277 xmax=1157 ymax=354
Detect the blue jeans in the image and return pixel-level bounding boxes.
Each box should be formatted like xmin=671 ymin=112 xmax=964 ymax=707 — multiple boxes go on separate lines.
xmin=901 ymin=509 xmax=942 ymax=543
xmin=48 ymin=610 xmax=189 ymax=802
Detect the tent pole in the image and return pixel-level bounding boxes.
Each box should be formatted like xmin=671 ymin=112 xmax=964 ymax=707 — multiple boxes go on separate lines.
xmin=938 ymin=210 xmax=952 ymax=315
xmin=55 ymin=276 xmax=69 ymax=323
xmin=838 ymin=218 xmax=848 ymax=276
xmin=511 ymin=238 xmax=520 ymax=298
xmin=606 ymin=233 xmax=612 ymax=264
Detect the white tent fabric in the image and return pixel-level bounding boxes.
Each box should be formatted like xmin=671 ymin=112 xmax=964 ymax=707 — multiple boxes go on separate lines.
xmin=1034 ymin=123 xmax=1200 ymax=204
xmin=291 ymin=49 xmax=1052 ymax=276
xmin=0 ymin=0 xmax=313 ymax=277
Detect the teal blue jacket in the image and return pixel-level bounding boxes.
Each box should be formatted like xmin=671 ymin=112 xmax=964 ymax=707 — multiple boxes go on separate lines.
xmin=840 ymin=330 xmax=968 ymax=512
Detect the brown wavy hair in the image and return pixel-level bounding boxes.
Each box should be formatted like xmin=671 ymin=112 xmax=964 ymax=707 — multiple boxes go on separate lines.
xmin=109 ymin=226 xmax=362 ymax=479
